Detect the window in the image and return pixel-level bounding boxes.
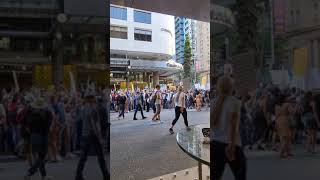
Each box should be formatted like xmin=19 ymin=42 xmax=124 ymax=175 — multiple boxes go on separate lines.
xmin=134 ymin=10 xmax=151 ymax=24
xmin=0 ymin=37 xmax=10 ymax=50
xmin=110 ymin=26 xmax=128 ymax=39
xmin=110 ymin=6 xmax=127 ymax=20
xmin=134 ymin=29 xmax=152 ymax=42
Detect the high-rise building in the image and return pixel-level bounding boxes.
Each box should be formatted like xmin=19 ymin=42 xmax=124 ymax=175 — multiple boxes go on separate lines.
xmin=174 ymin=17 xmax=197 ymax=65
xmin=196 ymin=21 xmax=210 ymax=89
xmin=110 ymin=5 xmax=181 ymax=89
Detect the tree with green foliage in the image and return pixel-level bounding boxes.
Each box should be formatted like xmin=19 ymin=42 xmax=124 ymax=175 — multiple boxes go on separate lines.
xmin=183 ymin=35 xmax=192 ymax=78
xmin=231 ymin=0 xmax=265 ymax=65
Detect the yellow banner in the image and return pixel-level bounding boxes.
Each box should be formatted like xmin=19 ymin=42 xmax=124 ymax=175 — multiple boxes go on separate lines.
xmin=33 ymin=65 xmax=52 ymax=88
xmin=201 ymin=76 xmax=207 ymax=87
xmin=33 ymin=65 xmax=76 ymax=89
xmin=120 ymin=82 xmax=126 ymax=89
xmin=293 ymin=48 xmax=309 ymax=76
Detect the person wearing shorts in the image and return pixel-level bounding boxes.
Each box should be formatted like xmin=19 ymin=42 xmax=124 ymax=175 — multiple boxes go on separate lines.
xmin=152 ymin=85 xmax=162 ymax=121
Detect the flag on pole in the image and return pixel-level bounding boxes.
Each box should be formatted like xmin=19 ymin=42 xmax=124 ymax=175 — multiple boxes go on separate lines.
xmin=12 ymin=71 xmax=19 ymax=93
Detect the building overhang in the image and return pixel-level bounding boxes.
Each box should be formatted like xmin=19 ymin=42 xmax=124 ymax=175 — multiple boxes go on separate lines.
xmin=110 ymin=58 xmax=182 ymax=77
xmin=110 ymin=49 xmax=172 ymax=61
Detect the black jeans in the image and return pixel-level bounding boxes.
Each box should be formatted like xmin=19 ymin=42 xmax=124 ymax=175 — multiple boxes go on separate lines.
xmin=212 ymin=141 xmax=247 ymax=180
xmin=27 ymin=134 xmax=48 ymax=177
xmin=134 ymin=104 xmax=145 ymax=119
xmin=171 ymin=106 xmax=188 ymax=127
xmin=76 ymin=134 xmax=108 ymax=180
xmin=144 ymin=101 xmax=150 ymax=112
xmin=118 ymin=104 xmax=125 ymax=118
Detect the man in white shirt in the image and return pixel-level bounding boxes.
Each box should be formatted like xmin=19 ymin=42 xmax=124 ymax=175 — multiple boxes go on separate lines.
xmin=169 ymin=86 xmax=189 ymax=134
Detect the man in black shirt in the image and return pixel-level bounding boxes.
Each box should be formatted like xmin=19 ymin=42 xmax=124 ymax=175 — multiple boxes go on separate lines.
xmin=144 ymin=90 xmax=150 ymax=112
xmin=118 ymin=92 xmax=126 ymax=119
xmin=24 ymin=98 xmax=52 ymax=180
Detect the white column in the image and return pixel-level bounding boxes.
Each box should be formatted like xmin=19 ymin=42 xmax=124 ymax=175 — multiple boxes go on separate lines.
xmin=153 ymin=72 xmax=159 ymax=87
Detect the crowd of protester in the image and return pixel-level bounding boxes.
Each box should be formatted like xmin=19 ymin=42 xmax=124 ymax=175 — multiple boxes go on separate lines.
xmin=237 ymin=83 xmax=320 ymax=158
xmin=0 ymin=83 xmax=109 ymax=162
xmin=110 ymin=87 xmax=210 ymax=117
xmin=212 ymin=74 xmax=320 ymax=180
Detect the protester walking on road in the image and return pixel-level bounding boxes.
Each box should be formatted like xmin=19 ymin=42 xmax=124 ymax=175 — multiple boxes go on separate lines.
xmin=133 ymin=91 xmax=147 ymax=120
xmin=169 ymin=86 xmax=189 ymax=134
xmin=24 ymin=98 xmax=52 ymax=180
xmin=75 ymin=94 xmax=108 ymax=180
xmin=152 ymin=85 xmax=162 ymax=122
xmin=118 ymin=92 xmax=126 ymax=120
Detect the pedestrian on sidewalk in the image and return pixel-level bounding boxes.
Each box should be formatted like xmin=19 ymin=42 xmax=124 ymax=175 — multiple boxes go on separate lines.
xmin=212 ymin=75 xmax=246 ymax=180
xmin=169 ymin=86 xmax=189 ymax=134
xmin=75 ymin=94 xmax=108 ymax=180
xmin=24 ymin=98 xmax=52 ymax=180
xmin=133 ymin=91 xmax=147 ymax=120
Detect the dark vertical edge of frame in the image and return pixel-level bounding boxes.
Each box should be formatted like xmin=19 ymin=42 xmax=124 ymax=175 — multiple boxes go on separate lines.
xmin=209 ymin=0 xmax=214 ymax=179
xmin=106 ymin=0 xmax=111 ymax=179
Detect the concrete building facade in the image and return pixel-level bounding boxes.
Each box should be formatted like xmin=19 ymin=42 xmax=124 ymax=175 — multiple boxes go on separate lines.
xmin=285 ymin=0 xmax=320 ymax=90
xmin=110 ymin=5 xmax=181 ymax=89
xmin=195 ymin=21 xmax=210 ymax=89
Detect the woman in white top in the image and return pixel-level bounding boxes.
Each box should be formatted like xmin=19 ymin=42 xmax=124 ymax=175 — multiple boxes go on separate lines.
xmin=169 ymin=86 xmax=189 ymax=134
xmin=212 ymin=75 xmax=247 ymax=180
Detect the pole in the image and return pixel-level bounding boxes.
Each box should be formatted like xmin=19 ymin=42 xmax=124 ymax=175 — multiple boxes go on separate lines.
xmin=270 ymin=0 xmax=275 ymax=68
xmin=12 ymin=71 xmax=19 ymax=93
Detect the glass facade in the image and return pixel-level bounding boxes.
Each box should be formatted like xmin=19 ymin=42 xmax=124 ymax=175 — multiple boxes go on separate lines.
xmin=134 ymin=10 xmax=151 ymax=24
xmin=134 ymin=29 xmax=152 ymax=42
xmin=110 ymin=6 xmax=127 ymax=20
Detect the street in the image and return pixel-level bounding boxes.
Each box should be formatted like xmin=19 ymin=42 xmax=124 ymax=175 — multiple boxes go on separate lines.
xmin=110 ymin=108 xmax=210 ymax=180
xmin=1 ymin=109 xmax=320 ymax=180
